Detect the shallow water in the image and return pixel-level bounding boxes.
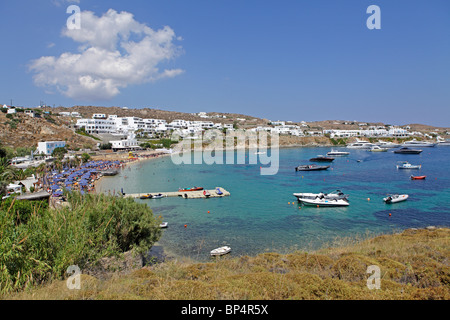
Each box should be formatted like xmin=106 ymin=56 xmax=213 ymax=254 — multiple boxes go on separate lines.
xmin=97 ymin=146 xmax=450 ymax=261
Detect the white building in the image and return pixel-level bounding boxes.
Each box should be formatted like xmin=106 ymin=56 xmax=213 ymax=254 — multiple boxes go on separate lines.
xmin=36 ymin=141 xmax=66 ymax=155
xmin=76 ymin=118 xmax=116 ymax=134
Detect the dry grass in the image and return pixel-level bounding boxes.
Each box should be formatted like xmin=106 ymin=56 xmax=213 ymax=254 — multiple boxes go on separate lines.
xmin=6 ymin=227 xmax=450 ymax=300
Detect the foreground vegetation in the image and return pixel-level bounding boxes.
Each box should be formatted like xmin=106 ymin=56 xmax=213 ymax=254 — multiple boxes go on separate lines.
xmin=5 ymin=227 xmax=449 ymax=300
xmin=0 ymin=193 xmax=162 ymax=296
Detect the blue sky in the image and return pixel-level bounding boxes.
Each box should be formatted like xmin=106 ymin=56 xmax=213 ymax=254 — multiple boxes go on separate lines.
xmin=0 ymin=0 xmax=449 ymax=126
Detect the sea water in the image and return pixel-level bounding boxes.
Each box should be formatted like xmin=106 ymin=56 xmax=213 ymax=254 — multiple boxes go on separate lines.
xmin=97 ymin=146 xmax=450 ymax=261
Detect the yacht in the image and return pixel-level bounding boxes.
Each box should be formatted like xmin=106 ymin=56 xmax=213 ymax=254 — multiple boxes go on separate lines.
xmin=327 ymin=150 xmax=350 ymax=156
xmin=293 ymin=190 xmax=349 ymax=201
xmin=401 ymin=139 xmax=436 ymax=147
xmin=375 ymin=140 xmax=400 ymax=148
xmin=437 ymin=137 xmax=450 ymax=146
xmin=346 ymin=139 xmax=375 ymax=149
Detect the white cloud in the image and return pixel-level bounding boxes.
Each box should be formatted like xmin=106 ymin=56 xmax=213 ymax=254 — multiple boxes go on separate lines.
xmin=30 ymin=9 xmax=184 ymax=100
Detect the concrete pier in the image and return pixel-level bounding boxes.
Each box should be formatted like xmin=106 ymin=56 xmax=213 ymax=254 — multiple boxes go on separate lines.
xmin=124 ymin=187 xmax=230 ymax=199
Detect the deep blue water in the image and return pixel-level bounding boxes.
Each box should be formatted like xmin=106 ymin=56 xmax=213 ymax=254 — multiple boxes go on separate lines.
xmin=97 ymin=146 xmax=450 ymax=261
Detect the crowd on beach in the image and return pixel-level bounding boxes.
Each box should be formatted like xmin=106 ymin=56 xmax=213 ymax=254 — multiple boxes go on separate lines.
xmin=43 ymin=150 xmax=170 ymax=199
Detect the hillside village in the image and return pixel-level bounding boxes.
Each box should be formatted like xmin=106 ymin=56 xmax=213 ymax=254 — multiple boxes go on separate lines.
xmin=1 ymin=104 xmax=449 ymax=156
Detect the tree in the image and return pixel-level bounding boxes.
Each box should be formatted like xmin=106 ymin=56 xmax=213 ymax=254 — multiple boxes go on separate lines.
xmin=81 ymin=153 xmax=91 ymax=163
xmin=52 ymin=147 xmax=67 ymax=160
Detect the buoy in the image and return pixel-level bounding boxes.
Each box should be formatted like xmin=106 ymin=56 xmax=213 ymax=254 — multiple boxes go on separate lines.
xmin=288 ymin=202 xmax=290 ymax=204
xmin=317 ymin=205 xmax=319 ymax=208
xmin=367 ymin=198 xmax=370 ymax=201
xmin=184 ymin=224 xmax=187 ymax=228
xmin=207 ymin=211 xmax=210 ymax=213
xmin=389 ymin=213 xmax=391 ymax=217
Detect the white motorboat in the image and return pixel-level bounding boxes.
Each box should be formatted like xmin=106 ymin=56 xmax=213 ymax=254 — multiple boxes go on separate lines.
xmin=437 ymin=137 xmax=450 ymax=146
xmin=159 ymin=222 xmax=168 ymax=228
xmin=396 ymin=161 xmax=421 ymax=169
xmin=369 ymin=146 xmax=388 ymax=152
xmin=384 ymin=194 xmax=408 ymax=203
xmin=326 ymin=150 xmax=350 ymax=156
xmin=152 ymin=193 xmax=166 ymax=199
xmin=346 ymin=139 xmax=375 ymax=149
xmin=401 ymin=139 xmax=436 ymax=147
xmin=293 ymin=190 xmax=349 ymax=201
xmin=210 ymin=246 xmax=231 ymax=256
xmin=376 ymin=140 xmax=400 ymax=148
xmin=299 ymin=198 xmax=350 ymax=207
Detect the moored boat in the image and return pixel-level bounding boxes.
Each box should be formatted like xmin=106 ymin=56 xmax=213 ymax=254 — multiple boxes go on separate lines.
xmin=293 ymin=190 xmax=349 ymax=201
xmin=410 ymin=175 xmax=426 ymax=180
xmin=401 ymin=139 xmax=436 ymax=147
xmin=396 ymin=161 xmax=421 ymax=169
xmin=393 ymin=147 xmax=422 ymax=154
xmin=152 ymin=193 xmax=165 ymax=199
xmin=346 ymin=139 xmax=375 ymax=149
xmin=210 ymin=246 xmax=231 ymax=256
xmin=300 ymin=198 xmax=350 ymax=207
xmin=326 ymin=150 xmax=350 ymax=156
xmin=384 ymin=194 xmax=408 ymax=203
xmin=295 ymin=164 xmax=330 ymax=171
xmin=178 ymin=187 xmax=204 ymax=192
xmin=309 ymin=155 xmax=335 ymax=162
xmin=203 ymin=190 xmax=211 ymax=197
xmin=369 ymin=146 xmax=388 ymax=152
xmin=159 ymin=222 xmax=168 ymax=228
xmin=140 ymin=194 xmax=153 ymax=199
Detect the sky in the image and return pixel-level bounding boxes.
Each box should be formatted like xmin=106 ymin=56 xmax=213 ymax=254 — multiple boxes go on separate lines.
xmin=0 ymin=0 xmax=449 ymax=127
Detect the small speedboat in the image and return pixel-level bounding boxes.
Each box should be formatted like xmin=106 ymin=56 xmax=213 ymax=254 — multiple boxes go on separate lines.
xmin=396 ymin=161 xmax=421 ymax=169
xmin=410 ymin=175 xmax=426 ymax=180
xmin=140 ymin=194 xmax=153 ymax=199
xmin=295 ymin=164 xmax=330 ymax=171
xmin=384 ymin=194 xmax=408 ymax=203
xmin=215 ymin=187 xmax=223 ymax=195
xmin=159 ymin=222 xmax=168 ymax=228
xmin=210 ymin=246 xmax=231 ymax=256
xmin=300 ymin=198 xmax=350 ymax=207
xmin=152 ymin=193 xmax=166 ymax=199
xmin=394 ymin=147 xmax=422 ymax=154
xmin=309 ymin=155 xmax=334 ymax=162
xmin=203 ymin=190 xmax=211 ymax=197
xmin=178 ymin=187 xmax=204 ymax=192
xmin=293 ymin=190 xmax=349 ymax=201
xmin=369 ymin=146 xmax=388 ymax=152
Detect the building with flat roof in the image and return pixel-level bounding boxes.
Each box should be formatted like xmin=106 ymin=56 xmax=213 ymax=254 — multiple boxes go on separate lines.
xmin=36 ymin=141 xmax=66 ymax=155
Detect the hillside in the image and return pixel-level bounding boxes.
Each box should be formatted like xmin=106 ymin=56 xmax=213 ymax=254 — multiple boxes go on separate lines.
xmin=8 ymin=227 xmax=450 ymax=300
xmin=0 ymin=111 xmax=97 ymax=150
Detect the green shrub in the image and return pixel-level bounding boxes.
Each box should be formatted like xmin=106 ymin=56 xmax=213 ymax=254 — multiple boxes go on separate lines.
xmin=0 ymin=193 xmax=161 ymax=295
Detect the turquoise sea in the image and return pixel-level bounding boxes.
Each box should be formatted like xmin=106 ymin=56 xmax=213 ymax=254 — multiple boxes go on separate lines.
xmin=97 ymin=146 xmax=450 ymax=261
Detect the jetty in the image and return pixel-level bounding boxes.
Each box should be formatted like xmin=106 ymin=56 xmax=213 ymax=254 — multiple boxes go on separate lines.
xmin=124 ymin=187 xmax=230 ymax=199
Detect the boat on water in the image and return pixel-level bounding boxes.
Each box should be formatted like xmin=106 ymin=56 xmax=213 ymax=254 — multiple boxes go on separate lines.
xmin=326 ymin=150 xmax=349 ymax=156
xmin=152 ymin=193 xmax=166 ymax=199
xmin=375 ymin=140 xmax=400 ymax=148
xmin=393 ymin=147 xmax=422 ymax=154
xmin=437 ymin=137 xmax=450 ymax=146
xmin=300 ymin=198 xmax=350 ymax=207
xmin=210 ymin=246 xmax=231 ymax=256
xmin=295 ymin=164 xmax=330 ymax=171
xmin=346 ymin=139 xmax=375 ymax=149
xmin=410 ymin=175 xmax=426 ymax=180
xmin=203 ymin=190 xmax=211 ymax=197
xmin=396 ymin=161 xmax=421 ymax=169
xmin=401 ymin=139 xmax=436 ymax=148
xmin=178 ymin=187 xmax=204 ymax=192
xmin=140 ymin=194 xmax=153 ymax=199
xmin=309 ymin=155 xmax=335 ymax=162
xmin=159 ymin=222 xmax=168 ymax=228
xmin=369 ymin=146 xmax=388 ymax=152
xmin=384 ymin=194 xmax=408 ymax=203
xmin=293 ymin=190 xmax=349 ymax=201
